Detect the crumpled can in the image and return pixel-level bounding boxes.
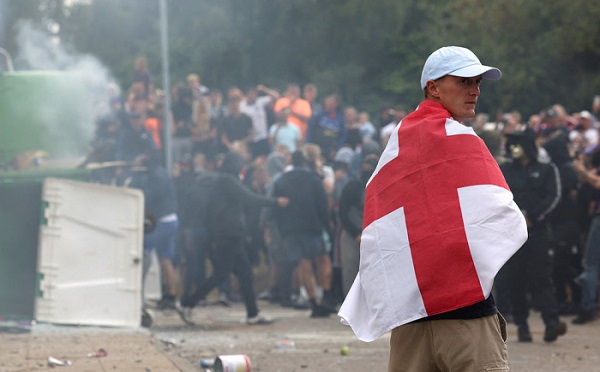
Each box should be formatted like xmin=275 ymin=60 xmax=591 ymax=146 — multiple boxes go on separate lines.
xmin=47 ymin=356 xmax=72 ymax=367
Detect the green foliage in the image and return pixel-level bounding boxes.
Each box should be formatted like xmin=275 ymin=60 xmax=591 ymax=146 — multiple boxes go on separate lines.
xmin=2 ymin=0 xmax=600 ymax=118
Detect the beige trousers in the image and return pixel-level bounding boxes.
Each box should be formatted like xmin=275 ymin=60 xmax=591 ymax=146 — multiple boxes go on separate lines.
xmin=388 ymin=313 xmax=509 ymax=372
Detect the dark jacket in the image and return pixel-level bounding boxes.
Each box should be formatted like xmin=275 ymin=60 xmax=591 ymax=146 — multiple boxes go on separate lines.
xmin=208 ymin=152 xmax=278 ymax=238
xmin=339 ymin=178 xmax=366 ymax=239
xmin=500 ymin=159 xmax=561 ymax=228
xmin=273 ymin=167 xmax=329 ymax=236
xmin=130 ymin=165 xmax=178 ymax=220
xmin=543 ymin=137 xmax=580 ymax=241
xmin=306 ymin=111 xmax=347 ymax=162
xmin=115 ymin=125 xmax=156 ymax=162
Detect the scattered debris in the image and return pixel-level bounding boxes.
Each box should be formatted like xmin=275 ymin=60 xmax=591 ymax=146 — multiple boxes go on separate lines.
xmin=47 ymin=356 xmax=72 ymax=367
xmin=276 ymin=340 xmax=296 ymax=350
xmin=159 ymin=338 xmax=177 ymax=349
xmin=200 ymin=358 xmax=215 ymax=368
xmin=87 ymin=348 xmax=108 ymax=358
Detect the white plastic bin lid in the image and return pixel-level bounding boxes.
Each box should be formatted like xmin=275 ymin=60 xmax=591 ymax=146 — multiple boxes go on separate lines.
xmin=35 ymin=178 xmax=144 ymax=327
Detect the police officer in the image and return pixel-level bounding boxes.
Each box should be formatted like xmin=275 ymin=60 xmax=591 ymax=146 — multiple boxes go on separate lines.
xmin=500 ymin=126 xmax=566 ymax=343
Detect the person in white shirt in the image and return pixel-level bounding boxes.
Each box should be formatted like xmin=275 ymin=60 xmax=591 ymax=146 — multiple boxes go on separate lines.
xmin=240 ymin=85 xmax=280 ymax=161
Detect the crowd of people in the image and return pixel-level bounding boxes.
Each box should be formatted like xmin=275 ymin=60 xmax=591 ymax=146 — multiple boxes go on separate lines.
xmin=84 ymin=55 xmax=600 ymax=331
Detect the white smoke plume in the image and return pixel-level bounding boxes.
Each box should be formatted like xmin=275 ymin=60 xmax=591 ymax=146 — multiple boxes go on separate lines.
xmin=15 ymin=19 xmax=120 ymax=114
xmin=7 ymin=20 xmax=121 ymax=160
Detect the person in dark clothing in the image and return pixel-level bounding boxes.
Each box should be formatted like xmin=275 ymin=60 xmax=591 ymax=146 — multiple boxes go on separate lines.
xmin=273 ymin=150 xmax=332 ymax=318
xmin=82 ymin=112 xmax=122 ymax=184
xmin=180 ymin=151 xmax=288 ymax=325
xmin=129 ymin=160 xmax=180 ymax=311
xmin=500 ymin=126 xmax=566 ymax=343
xmin=572 ymin=148 xmax=600 ymax=324
xmin=243 ymin=165 xmax=270 ymax=267
xmin=306 ymin=95 xmax=347 ymax=164
xmin=176 ymin=154 xmax=212 ymax=303
xmin=115 ymin=111 xmax=157 ymax=164
xmin=543 ymin=136 xmax=582 ymax=315
xmin=217 ymin=89 xmax=253 ymax=154
xmin=338 ymin=154 xmax=379 ymax=296
xmin=114 ymin=111 xmax=158 ymax=185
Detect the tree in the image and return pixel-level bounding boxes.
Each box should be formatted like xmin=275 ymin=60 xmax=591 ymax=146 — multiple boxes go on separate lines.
xmin=3 ymin=0 xmax=600 ymax=118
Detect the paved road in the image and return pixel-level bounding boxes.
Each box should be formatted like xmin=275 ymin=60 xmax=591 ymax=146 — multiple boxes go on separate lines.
xmin=153 ymin=301 xmax=600 ymax=372
xmin=1 ymin=301 xmax=599 ymax=371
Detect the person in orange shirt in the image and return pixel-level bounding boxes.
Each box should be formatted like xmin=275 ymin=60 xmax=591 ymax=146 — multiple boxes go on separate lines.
xmin=274 ymin=84 xmax=312 ymax=140
xmin=145 ymin=115 xmax=162 ymax=148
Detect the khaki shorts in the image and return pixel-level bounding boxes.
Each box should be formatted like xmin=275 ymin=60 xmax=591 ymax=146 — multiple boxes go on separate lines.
xmin=388 ymin=313 xmax=508 ymax=372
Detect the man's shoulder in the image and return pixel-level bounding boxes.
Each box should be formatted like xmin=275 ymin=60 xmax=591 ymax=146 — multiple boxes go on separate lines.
xmin=274 ymin=97 xmax=290 ymax=109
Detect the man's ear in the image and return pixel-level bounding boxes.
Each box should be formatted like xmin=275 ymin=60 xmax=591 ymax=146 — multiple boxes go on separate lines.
xmin=426 ymin=80 xmax=440 ymax=98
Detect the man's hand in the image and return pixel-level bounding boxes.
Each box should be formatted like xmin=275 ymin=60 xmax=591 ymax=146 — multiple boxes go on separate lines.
xmin=573 ymin=155 xmax=586 ymax=174
xmin=355 ymin=234 xmax=362 ymax=245
xmin=525 ymin=215 xmax=533 ymax=229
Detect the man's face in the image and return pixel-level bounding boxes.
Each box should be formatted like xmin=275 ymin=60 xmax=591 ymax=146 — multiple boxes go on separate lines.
xmin=432 ymin=75 xmax=482 ymax=123
xmin=286 ymin=86 xmax=300 ymax=100
xmin=245 ymin=88 xmax=257 ymax=103
xmin=324 ymin=96 xmax=337 ymax=112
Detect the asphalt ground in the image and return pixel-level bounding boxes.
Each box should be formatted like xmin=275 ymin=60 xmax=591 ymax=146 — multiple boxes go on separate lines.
xmin=2 ymin=300 xmax=599 ymax=372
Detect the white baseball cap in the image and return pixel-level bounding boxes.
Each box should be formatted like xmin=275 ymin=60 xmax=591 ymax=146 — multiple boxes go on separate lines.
xmin=420 ymin=46 xmax=502 ymax=89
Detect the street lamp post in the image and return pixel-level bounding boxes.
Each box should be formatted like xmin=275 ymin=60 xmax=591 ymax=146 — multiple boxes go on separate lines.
xmin=159 ymin=0 xmax=173 ymax=174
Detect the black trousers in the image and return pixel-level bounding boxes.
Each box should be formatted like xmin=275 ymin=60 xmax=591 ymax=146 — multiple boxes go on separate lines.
xmin=504 ymin=227 xmax=559 ymax=326
xmin=184 ymin=236 xmax=259 ymax=318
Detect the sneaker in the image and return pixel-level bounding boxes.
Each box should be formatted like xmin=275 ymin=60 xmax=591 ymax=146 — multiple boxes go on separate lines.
xmin=141 ymin=308 xmax=154 ymax=328
xmin=310 ymin=304 xmax=332 ymax=318
xmin=218 ymin=293 xmax=232 ymax=307
xmin=156 ymin=296 xmax=177 ymax=311
xmin=258 ymin=289 xmax=281 ymax=303
xmin=319 ymin=300 xmax=339 ymax=314
xmin=227 ymin=293 xmax=241 ymax=303
xmin=176 ymin=306 xmax=196 ymax=326
xmin=517 ymin=324 xmax=532 ymax=342
xmin=544 ymin=321 xmax=567 ymax=343
xmin=292 ymin=297 xmax=311 ymax=310
xmin=258 ymin=289 xmax=272 ymax=301
xmin=247 ymin=314 xmax=274 ymax=325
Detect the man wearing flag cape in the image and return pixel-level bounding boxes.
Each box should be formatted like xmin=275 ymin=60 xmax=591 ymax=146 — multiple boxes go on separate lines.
xmin=338 ymin=46 xmax=528 ymax=371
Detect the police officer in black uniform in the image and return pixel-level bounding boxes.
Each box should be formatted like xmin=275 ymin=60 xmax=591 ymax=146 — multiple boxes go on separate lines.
xmin=500 ymin=126 xmax=567 ymax=343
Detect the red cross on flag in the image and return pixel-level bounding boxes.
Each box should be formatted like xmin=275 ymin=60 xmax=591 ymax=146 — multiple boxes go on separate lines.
xmin=338 ymin=100 xmax=527 ymax=342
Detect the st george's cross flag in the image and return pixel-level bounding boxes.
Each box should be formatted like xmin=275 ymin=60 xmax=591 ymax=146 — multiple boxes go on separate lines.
xmin=338 ymin=100 xmax=527 ymax=342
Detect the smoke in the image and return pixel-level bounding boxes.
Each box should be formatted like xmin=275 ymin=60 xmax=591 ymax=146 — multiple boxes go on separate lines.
xmin=15 ymin=19 xmax=120 ymax=111
xmin=0 ymin=0 xmax=7 ymax=49
xmin=7 ymin=20 xmax=120 ymax=159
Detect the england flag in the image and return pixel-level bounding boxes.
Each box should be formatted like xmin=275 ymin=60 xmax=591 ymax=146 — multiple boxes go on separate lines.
xmin=338 ymin=100 xmax=527 ymax=342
